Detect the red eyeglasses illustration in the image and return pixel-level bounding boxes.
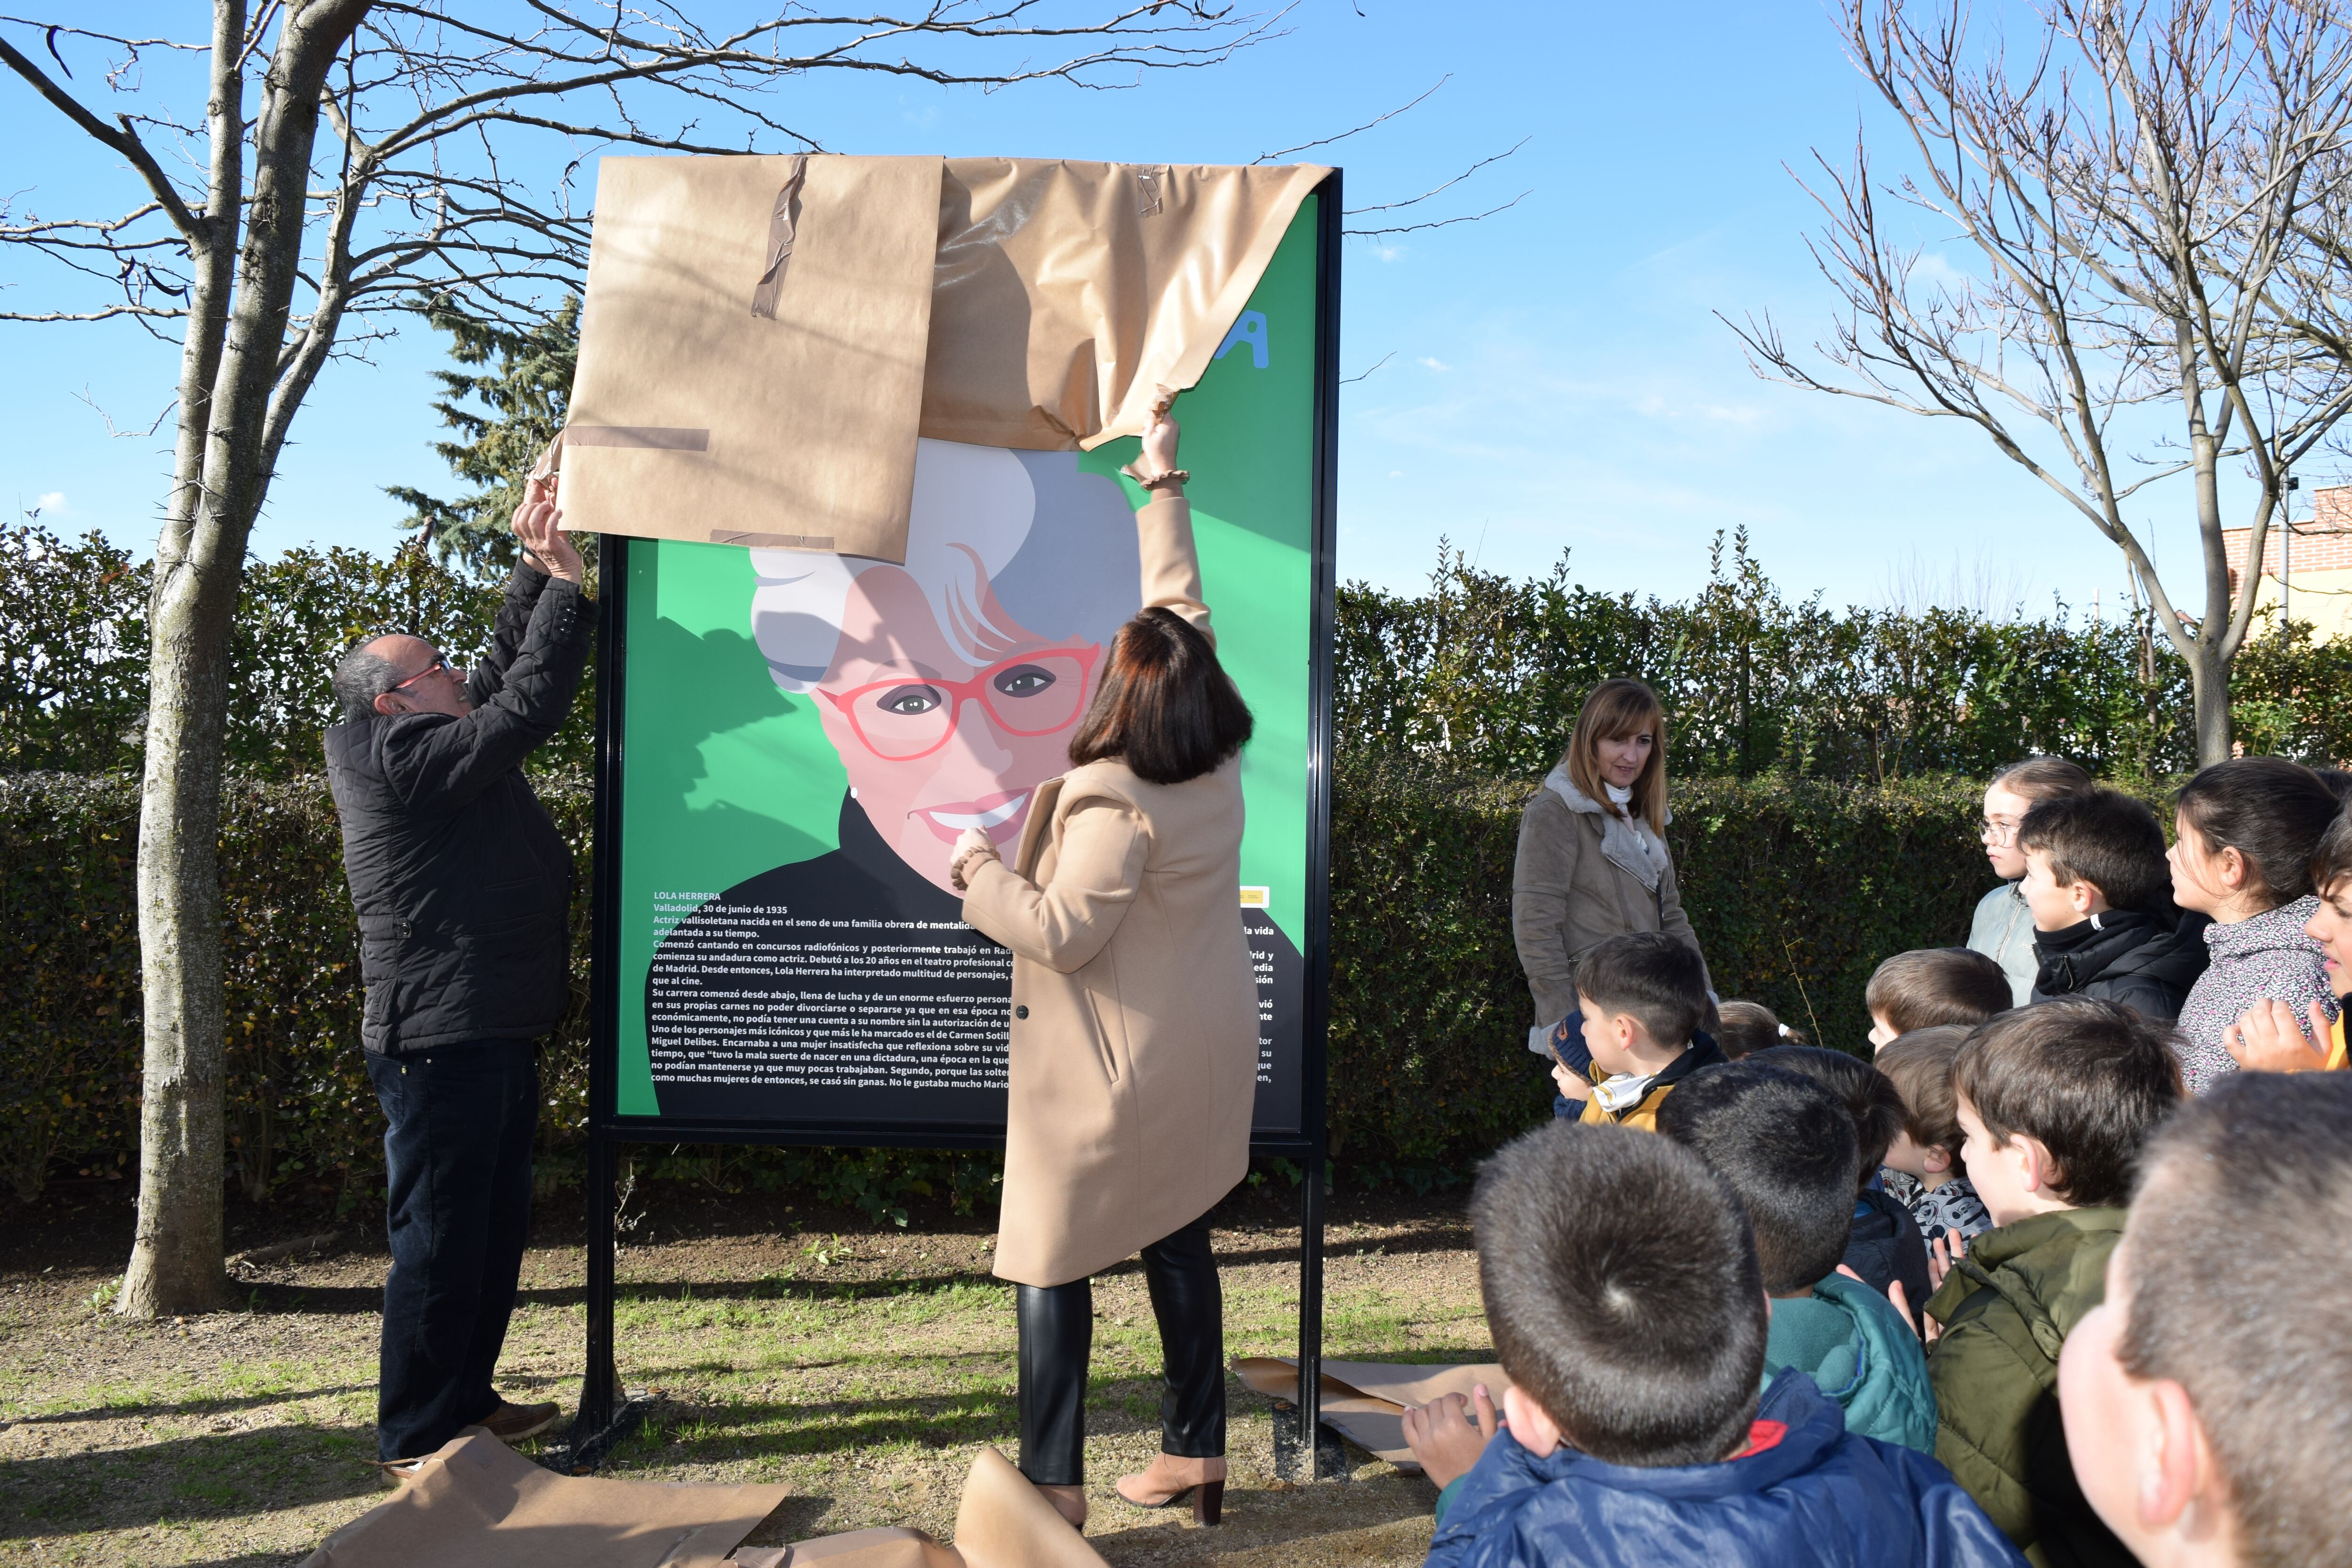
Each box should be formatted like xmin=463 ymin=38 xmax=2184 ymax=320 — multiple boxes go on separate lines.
xmin=821 ymin=645 xmax=1102 ymax=761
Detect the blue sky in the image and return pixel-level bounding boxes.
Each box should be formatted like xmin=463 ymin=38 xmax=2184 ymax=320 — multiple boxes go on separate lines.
xmin=0 ymin=1 xmax=2190 ymax=613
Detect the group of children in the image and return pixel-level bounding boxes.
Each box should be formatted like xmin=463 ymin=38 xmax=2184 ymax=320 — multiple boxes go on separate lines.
xmin=1399 ymin=753 xmax=2352 ymax=1568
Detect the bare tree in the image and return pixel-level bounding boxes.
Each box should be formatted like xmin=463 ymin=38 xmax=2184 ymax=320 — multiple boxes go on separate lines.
xmin=1729 ymin=0 xmax=2352 ymax=764
xmin=0 ymin=0 xmax=1271 ymax=1317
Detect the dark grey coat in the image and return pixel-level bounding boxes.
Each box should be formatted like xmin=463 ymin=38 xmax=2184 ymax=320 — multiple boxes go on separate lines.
xmin=324 ymin=565 xmax=592 ymax=1054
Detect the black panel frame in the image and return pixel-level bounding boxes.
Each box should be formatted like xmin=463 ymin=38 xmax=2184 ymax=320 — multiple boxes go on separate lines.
xmin=573 ymin=171 xmax=1342 ymax=1472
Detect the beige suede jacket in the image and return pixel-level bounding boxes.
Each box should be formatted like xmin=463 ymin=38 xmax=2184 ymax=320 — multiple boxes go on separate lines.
xmin=1509 ymin=772 xmax=1712 ymax=1036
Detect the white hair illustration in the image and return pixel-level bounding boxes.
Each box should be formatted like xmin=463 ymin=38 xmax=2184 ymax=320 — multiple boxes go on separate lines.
xmin=749 ymin=438 xmax=1140 ymax=692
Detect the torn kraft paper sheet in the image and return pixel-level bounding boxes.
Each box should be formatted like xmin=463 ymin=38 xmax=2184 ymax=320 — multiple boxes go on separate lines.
xmin=731 ymin=1446 xmax=1106 ymax=1568
xmin=301 ymin=1433 xmax=1101 ymax=1568
xmin=561 ymin=154 xmax=1327 ymax=564
xmin=297 ymin=1427 xmax=787 ymax=1568
xmin=1233 ymin=1358 xmax=1512 ymax=1472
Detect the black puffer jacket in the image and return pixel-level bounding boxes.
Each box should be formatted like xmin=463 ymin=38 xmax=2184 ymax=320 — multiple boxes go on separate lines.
xmin=2031 ymin=907 xmax=2209 ymax=1024
xmin=1844 ymin=1186 xmax=1932 ymax=1325
xmin=324 ymin=565 xmax=593 ymax=1054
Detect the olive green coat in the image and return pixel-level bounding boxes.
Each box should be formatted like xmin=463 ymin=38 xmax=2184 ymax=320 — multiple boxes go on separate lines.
xmin=1923 ymin=1208 xmax=2132 ymax=1568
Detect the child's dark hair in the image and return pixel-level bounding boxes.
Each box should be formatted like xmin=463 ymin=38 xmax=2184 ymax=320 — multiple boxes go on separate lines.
xmin=1657 ymin=1060 xmax=1858 ymax=1294
xmin=1951 ymin=998 xmax=2182 ymax=1208
xmin=1864 ymin=948 xmax=2012 ymax=1036
xmin=1756 ymin=1046 xmax=1907 ymax=1191
xmin=2174 ymin=757 xmax=2340 ymax=908
xmin=1714 ymin=1000 xmax=1802 ymax=1058
xmin=2016 ymin=788 xmax=2172 ymax=914
xmin=1873 ymin=1024 xmax=1972 ymax=1176
xmin=1574 ymin=931 xmax=1709 ymax=1050
xmin=1472 ymin=1123 xmax=1766 ymax=1467
xmin=2312 ymin=800 xmax=2352 ymax=899
xmin=2121 ymin=1072 xmax=2352 ymax=1568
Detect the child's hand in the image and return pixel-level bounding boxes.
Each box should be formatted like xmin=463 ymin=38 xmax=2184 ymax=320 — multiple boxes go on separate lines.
xmin=2225 ymin=996 xmax=2334 ymax=1073
xmin=1886 ymin=1277 xmax=1929 ymax=1341
xmin=1402 ymin=1384 xmax=1500 ymax=1489
xmin=1926 ymin=1230 xmax=1965 ymax=1294
xmin=1549 ymin=1057 xmax=1591 ymax=1102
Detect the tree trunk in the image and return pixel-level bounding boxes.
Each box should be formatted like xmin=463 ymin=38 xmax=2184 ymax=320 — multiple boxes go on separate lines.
xmin=2191 ymin=644 xmax=2233 ymax=767
xmin=117 ymin=0 xmax=370 ymax=1318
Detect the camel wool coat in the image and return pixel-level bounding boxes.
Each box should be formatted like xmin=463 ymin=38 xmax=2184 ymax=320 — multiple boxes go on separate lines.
xmin=961 ymin=486 xmax=1258 ymax=1289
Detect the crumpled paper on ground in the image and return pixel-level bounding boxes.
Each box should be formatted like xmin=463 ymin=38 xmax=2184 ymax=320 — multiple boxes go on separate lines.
xmin=1232 ymin=1358 xmax=1511 ymax=1472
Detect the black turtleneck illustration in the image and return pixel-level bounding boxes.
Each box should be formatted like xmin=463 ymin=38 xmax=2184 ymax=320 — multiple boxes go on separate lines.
xmin=644 ymin=790 xmax=1305 ymax=1131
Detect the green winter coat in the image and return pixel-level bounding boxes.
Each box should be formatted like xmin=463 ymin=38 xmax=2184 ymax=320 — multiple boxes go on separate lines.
xmin=1764 ymin=1272 xmax=1938 ymax=1453
xmin=1923 ymin=1208 xmax=2131 ymax=1568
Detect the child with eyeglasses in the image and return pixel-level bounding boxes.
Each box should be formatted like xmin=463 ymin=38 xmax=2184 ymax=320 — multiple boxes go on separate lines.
xmin=1967 ymin=758 xmax=2094 ymax=1006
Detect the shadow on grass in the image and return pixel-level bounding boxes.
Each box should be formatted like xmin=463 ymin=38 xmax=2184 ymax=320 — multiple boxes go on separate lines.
xmin=0 ymin=1424 xmax=380 ymax=1542
xmin=18 ymin=1383 xmax=375 ymax=1427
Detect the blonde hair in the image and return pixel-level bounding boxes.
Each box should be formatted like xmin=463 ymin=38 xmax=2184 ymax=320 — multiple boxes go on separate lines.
xmin=1564 ymin=678 xmax=1668 ymax=836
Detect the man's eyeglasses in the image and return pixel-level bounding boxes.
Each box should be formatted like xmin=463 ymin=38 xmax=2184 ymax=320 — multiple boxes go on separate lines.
xmin=822 ymin=645 xmax=1102 ymax=761
xmin=389 ymin=654 xmax=454 ymax=694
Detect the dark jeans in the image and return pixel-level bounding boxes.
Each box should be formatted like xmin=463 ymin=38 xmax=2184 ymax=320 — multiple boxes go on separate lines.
xmin=1016 ymin=1212 xmax=1224 ymax=1486
xmin=366 ymin=1039 xmax=539 ymax=1461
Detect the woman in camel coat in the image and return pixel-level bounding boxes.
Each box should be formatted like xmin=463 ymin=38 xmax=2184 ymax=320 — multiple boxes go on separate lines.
xmin=950 ymin=410 xmax=1255 ymax=1532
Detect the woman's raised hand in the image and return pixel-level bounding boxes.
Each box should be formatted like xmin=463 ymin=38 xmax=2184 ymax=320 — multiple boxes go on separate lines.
xmin=1140 ymin=406 xmax=1182 ymax=479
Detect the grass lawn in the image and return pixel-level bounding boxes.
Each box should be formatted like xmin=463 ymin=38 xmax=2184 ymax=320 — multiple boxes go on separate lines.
xmin=0 ymin=1179 xmax=1488 ymax=1566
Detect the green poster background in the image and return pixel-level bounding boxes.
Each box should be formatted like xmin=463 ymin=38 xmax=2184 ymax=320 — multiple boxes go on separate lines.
xmin=610 ymin=195 xmax=1322 ymax=1124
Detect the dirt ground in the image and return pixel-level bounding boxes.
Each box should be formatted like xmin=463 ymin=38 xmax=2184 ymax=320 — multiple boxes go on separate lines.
xmin=0 ymin=1178 xmax=1488 ymax=1566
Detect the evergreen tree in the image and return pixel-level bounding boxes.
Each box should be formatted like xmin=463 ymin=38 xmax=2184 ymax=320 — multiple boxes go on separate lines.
xmin=387 ymin=297 xmax=580 ymax=576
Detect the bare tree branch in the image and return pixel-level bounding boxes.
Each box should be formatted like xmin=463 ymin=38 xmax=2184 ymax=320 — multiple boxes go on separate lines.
xmin=1254 ymin=73 xmax=1446 ymax=163
xmin=1731 ymin=0 xmax=2352 ymax=763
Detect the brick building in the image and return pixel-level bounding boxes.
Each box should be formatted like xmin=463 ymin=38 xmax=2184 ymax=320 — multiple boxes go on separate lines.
xmin=2221 ymin=484 xmax=2352 ymax=642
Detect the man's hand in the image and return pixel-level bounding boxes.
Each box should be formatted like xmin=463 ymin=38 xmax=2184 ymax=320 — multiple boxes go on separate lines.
xmin=2226 ymin=996 xmax=2334 ymax=1073
xmin=1402 ymin=1385 xmax=1500 ymax=1490
xmin=1139 ymin=406 xmax=1181 ymax=478
xmin=514 ymin=473 xmax=583 ymax=584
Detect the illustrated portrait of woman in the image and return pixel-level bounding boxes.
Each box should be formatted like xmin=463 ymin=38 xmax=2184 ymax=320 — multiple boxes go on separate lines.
xmin=749 ymin=437 xmax=1146 ymax=905
xmin=643 ymin=439 xmax=1161 ymax=1121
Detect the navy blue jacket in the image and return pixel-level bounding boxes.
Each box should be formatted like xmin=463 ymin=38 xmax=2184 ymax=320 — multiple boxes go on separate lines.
xmin=324 ymin=565 xmax=591 ymax=1054
xmin=1424 ymin=1369 xmax=2024 ymax=1568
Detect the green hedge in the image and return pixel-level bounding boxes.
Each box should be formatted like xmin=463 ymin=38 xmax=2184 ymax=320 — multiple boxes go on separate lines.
xmin=0 ymin=772 xmax=591 ymax=1206
xmin=2 ymin=762 xmax=2002 ymax=1203
xmin=1325 ymin=761 xmax=1990 ymax=1166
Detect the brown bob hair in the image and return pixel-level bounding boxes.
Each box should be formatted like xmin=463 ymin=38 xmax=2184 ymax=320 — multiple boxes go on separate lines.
xmin=1564 ymin=678 xmax=1668 ymax=836
xmin=1066 ymin=607 xmax=1254 ymax=785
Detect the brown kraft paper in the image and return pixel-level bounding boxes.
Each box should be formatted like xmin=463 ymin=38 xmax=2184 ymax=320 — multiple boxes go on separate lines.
xmin=296 ymin=1428 xmax=787 ymax=1568
xmin=1233 ymin=1357 xmax=1512 ymax=1472
xmin=728 ymin=1446 xmax=1104 ymax=1568
xmin=922 ymin=159 xmax=1329 ymax=451
xmin=561 ymin=155 xmax=1327 ymax=562
xmin=561 ymin=153 xmax=941 ymax=563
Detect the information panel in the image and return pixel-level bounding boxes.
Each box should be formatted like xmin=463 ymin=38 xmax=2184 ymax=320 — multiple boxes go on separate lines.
xmin=595 ymin=190 xmax=1333 ymax=1143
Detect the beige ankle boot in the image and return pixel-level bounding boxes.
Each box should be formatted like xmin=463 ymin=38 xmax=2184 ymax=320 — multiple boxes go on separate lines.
xmin=1115 ymin=1453 xmax=1227 ymax=1524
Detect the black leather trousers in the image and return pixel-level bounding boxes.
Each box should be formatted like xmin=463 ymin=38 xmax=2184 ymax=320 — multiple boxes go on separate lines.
xmin=1016 ymin=1211 xmax=1224 ymax=1486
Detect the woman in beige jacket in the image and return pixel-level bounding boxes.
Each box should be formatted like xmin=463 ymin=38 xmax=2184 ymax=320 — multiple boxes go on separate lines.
xmin=1510 ymin=678 xmax=1713 ymax=1112
xmin=949 ymin=411 xmax=1255 ymax=1532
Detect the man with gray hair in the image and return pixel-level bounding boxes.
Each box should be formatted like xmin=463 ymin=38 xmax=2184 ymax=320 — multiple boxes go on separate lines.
xmin=324 ymin=477 xmax=592 ymax=1463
